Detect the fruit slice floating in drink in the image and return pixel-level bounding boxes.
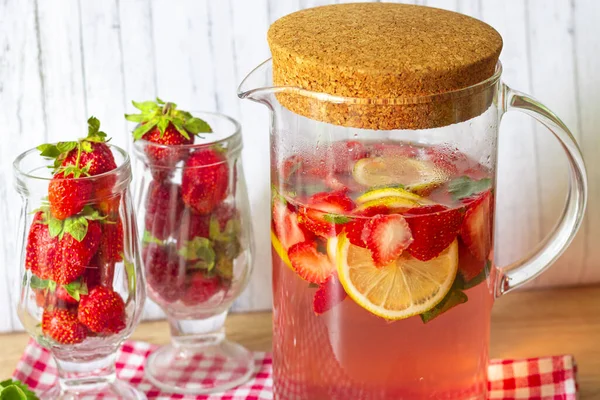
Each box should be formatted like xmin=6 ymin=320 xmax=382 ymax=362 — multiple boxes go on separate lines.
xmin=271 ymin=140 xmax=494 ymax=322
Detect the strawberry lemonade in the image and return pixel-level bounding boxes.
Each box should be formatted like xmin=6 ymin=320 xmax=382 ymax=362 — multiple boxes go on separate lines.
xmin=271 ymin=141 xmax=495 ymax=399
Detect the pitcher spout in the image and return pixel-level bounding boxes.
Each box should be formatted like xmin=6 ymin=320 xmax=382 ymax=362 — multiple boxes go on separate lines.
xmin=237 ymin=59 xmax=278 ymax=107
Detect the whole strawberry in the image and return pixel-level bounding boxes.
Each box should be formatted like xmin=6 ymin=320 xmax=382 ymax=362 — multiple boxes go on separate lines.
xmin=25 ymin=211 xmax=57 ymax=280
xmin=145 ymin=180 xmax=184 ymax=240
xmin=49 ymin=213 xmax=103 ymax=285
xmin=42 ymin=309 xmax=87 ymax=344
xmin=78 ymin=286 xmax=126 ymax=334
xmin=143 ymin=243 xmax=185 ymax=303
xmin=125 ymin=98 xmax=212 ymax=181
xmin=181 ymin=272 xmax=221 ymax=306
xmin=38 ymin=117 xmax=117 ymax=220
xmin=182 ymin=149 xmax=229 ymax=215
xmin=48 ymin=173 xmax=93 ymax=220
xmin=178 ymin=207 xmax=211 ymax=244
xmin=98 ymin=217 xmax=124 ymax=264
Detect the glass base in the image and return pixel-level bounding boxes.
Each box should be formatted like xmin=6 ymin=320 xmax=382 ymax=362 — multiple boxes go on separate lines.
xmin=40 ymin=379 xmax=146 ymax=400
xmin=145 ymin=340 xmax=255 ymax=395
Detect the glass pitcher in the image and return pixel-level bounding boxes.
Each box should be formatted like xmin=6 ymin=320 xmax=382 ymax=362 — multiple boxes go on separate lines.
xmin=238 ymin=55 xmax=586 ymax=399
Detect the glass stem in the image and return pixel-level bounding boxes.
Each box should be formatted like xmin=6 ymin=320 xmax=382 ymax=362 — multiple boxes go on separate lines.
xmin=54 ymin=353 xmax=117 ymax=392
xmin=168 ymin=311 xmax=228 ymax=349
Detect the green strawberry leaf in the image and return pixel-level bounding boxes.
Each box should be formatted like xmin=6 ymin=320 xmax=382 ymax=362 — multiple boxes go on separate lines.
xmin=63 ymin=280 xmax=88 ymax=301
xmin=155 ymin=97 xmax=166 ymax=105
xmin=48 ymin=217 xmax=64 ymax=238
xmin=80 ymin=206 xmax=106 ymax=221
xmin=180 ymin=237 xmax=216 ymax=270
xmin=133 ymin=121 xmax=158 ymax=141
xmin=210 ymin=217 xmax=240 ymax=243
xmin=30 ymin=275 xmax=50 ymax=290
xmin=81 ymin=141 xmax=93 ymax=153
xmin=55 ymin=141 xmax=78 ymax=155
xmin=124 ymin=258 xmax=136 ymax=292
xmin=420 ymin=287 xmax=468 ymax=323
xmin=132 ymin=100 xmax=158 ymax=112
xmin=448 ymin=176 xmax=492 ymax=201
xmin=0 ymin=379 xmax=39 ymax=400
xmin=37 ymin=144 xmax=60 ymax=159
xmin=157 ymin=117 xmax=170 ymax=136
xmin=124 ymin=113 xmax=145 ymax=123
xmin=185 ymin=117 xmax=212 ymax=134
xmin=323 ymin=214 xmax=352 ymax=224
xmin=63 ymin=216 xmax=88 ymax=242
xmin=142 ymin=230 xmax=163 ymax=244
xmin=87 ymin=116 xmax=101 ymax=135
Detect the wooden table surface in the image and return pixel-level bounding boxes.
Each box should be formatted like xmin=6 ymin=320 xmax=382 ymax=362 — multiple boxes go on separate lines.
xmin=0 ymin=285 xmax=598 ymax=398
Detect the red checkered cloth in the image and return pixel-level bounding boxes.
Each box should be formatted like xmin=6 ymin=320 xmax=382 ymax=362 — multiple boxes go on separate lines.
xmin=13 ymin=339 xmax=577 ymax=399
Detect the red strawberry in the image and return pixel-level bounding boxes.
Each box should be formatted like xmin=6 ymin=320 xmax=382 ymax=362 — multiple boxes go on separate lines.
xmin=298 ymin=190 xmax=355 ymax=238
xmin=341 ymin=218 xmax=369 ymax=248
xmin=83 ymin=256 xmax=102 ymax=290
xmin=48 ymin=173 xmax=93 ymax=220
xmin=62 ymin=141 xmax=116 ymax=177
xmin=458 ymin=238 xmax=485 ymax=282
xmin=288 ymin=241 xmax=336 ymax=284
xmin=313 ymin=275 xmax=347 ymax=315
xmin=34 ymin=288 xmax=50 ymax=308
xmin=54 ymin=286 xmax=79 ymax=305
xmin=51 ymin=220 xmax=102 ymax=285
xmin=98 ymin=217 xmax=123 ymax=264
xmin=181 ymin=272 xmax=221 ymax=306
xmin=126 ymin=99 xmax=212 ymax=181
xmin=373 ymin=143 xmax=419 ymax=158
xmin=25 ymin=212 xmax=57 ymax=280
xmin=78 ymin=286 xmax=126 ymax=334
xmin=404 ymin=205 xmax=464 ymax=261
xmin=145 ymin=180 xmax=184 ymax=240
xmin=42 ymin=309 xmax=87 ymax=344
xmin=273 ymin=198 xmax=308 ymax=250
xmin=364 ymin=214 xmax=413 ymax=266
xmin=425 ymin=145 xmax=466 ymax=176
xmin=182 ymin=149 xmax=229 ymax=215
xmin=143 ymin=244 xmax=185 ymax=303
xmin=460 ymin=191 xmax=493 ymax=260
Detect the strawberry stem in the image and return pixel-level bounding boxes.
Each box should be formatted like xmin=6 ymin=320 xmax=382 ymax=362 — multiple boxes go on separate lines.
xmin=162 ymin=102 xmax=173 ymax=115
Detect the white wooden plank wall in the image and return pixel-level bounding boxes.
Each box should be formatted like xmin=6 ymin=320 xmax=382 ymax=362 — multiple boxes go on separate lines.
xmin=0 ymin=0 xmax=598 ymax=332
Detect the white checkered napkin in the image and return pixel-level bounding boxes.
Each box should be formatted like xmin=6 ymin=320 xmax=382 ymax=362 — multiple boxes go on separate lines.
xmin=13 ymin=339 xmax=578 ymax=399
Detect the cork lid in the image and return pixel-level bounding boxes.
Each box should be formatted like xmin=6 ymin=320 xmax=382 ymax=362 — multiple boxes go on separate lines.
xmin=267 ymin=3 xmax=503 ymax=130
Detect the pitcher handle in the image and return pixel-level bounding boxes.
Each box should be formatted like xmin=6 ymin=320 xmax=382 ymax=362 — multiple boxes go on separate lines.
xmin=496 ymin=84 xmax=588 ymax=296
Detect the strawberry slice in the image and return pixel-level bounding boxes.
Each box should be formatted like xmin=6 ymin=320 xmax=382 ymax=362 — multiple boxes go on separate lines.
xmin=288 ymin=241 xmax=336 ymax=284
xmin=404 ymin=205 xmax=464 ymax=261
xmin=298 ymin=190 xmax=355 ymax=238
xmin=313 ymin=275 xmax=347 ymax=315
xmin=273 ymin=198 xmax=307 ymax=251
xmin=364 ymin=214 xmax=413 ymax=267
xmin=460 ymin=191 xmax=493 ymax=260
xmin=458 ymin=238 xmax=485 ymax=282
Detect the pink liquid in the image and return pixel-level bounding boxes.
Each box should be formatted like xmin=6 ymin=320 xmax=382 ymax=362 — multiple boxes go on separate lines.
xmin=272 ymin=255 xmax=495 ymax=399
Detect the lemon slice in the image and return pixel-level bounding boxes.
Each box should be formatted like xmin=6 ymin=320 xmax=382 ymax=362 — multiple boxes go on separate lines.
xmin=336 ymin=233 xmax=458 ymax=320
xmin=353 ymin=156 xmax=449 ymax=193
xmin=271 ymin=230 xmax=292 ymax=270
xmin=356 ymin=186 xmax=423 ymax=204
xmin=354 ymin=196 xmax=419 ymax=214
xmin=327 ymin=236 xmax=339 ymax=264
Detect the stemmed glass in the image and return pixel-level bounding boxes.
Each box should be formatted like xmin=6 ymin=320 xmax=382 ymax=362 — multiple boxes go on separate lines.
xmin=131 ymin=112 xmax=255 ymax=394
xmin=13 ymin=144 xmax=146 ymax=399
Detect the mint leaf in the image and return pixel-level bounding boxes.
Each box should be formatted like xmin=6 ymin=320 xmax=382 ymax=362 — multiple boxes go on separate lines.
xmin=124 ymin=113 xmax=145 ymax=123
xmin=462 ymin=260 xmax=491 ymax=290
xmin=448 ymin=176 xmax=492 ymax=200
xmin=132 ymin=100 xmax=158 ymax=112
xmin=323 ymin=214 xmax=351 ymax=224
xmin=185 ymin=117 xmax=212 ymax=134
xmin=37 ymin=144 xmax=60 ymax=158
xmin=142 ymin=230 xmax=163 ymax=244
xmin=133 ymin=121 xmax=157 ymax=141
xmin=48 ymin=217 xmax=64 ymax=238
xmin=420 ymin=288 xmax=468 ymax=323
xmin=0 ymin=379 xmax=39 ymax=399
xmin=63 ymin=217 xmax=88 ymax=242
